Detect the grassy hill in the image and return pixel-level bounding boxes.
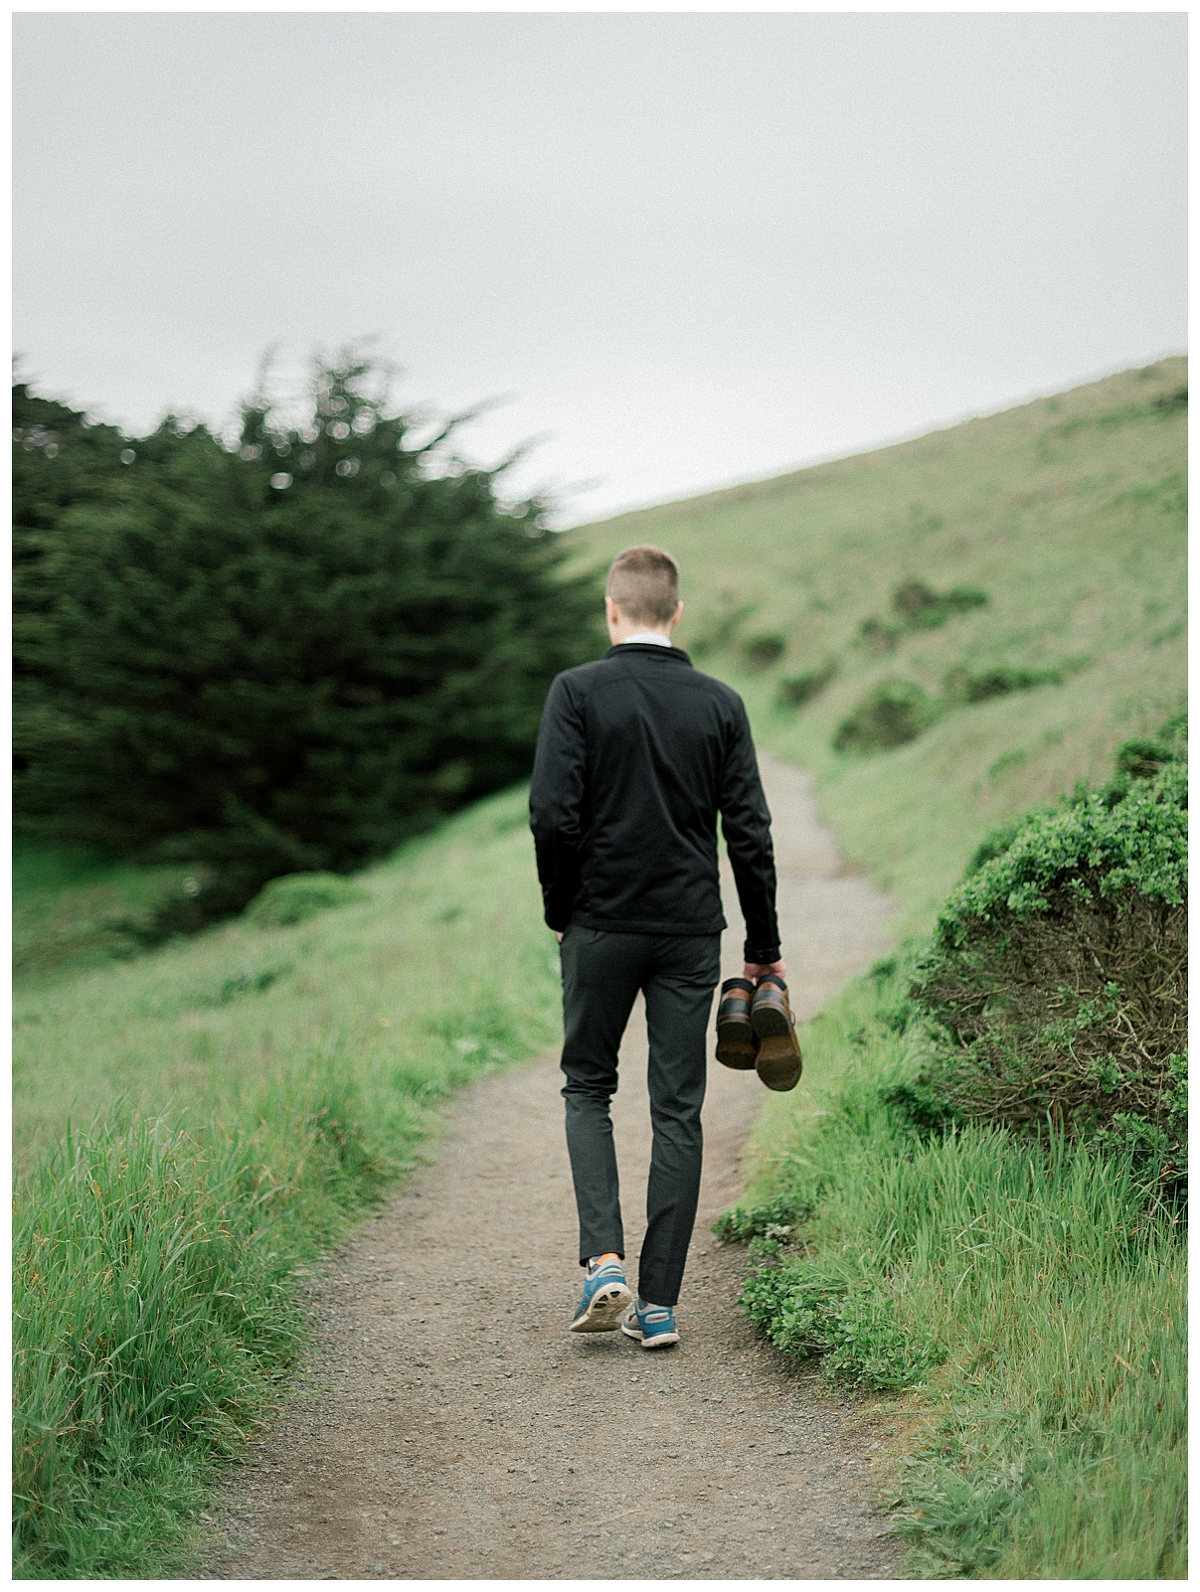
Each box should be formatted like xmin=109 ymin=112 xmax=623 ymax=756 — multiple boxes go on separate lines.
xmin=573 ymin=357 xmax=1187 ymax=1576
xmin=13 ymin=357 xmax=1185 ymax=1576
xmin=13 ymin=790 xmax=561 ymax=1157
xmin=14 ymin=788 xmax=567 ymax=1574
xmin=574 ymin=356 xmax=1186 ymax=927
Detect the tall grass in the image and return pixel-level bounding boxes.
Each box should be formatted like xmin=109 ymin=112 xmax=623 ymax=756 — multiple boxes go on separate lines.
xmin=729 ymin=968 xmax=1186 ymax=1578
xmin=13 ymin=785 xmax=564 ymax=1576
xmin=14 ymin=785 xmax=561 ymax=1153
xmin=15 ymin=1069 xmax=389 ymax=1576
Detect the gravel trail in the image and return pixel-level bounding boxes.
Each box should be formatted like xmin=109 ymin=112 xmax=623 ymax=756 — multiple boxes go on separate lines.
xmin=202 ymin=752 xmax=898 ymax=1580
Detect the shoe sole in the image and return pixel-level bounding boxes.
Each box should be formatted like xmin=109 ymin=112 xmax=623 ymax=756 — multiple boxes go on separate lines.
xmin=755 ymin=1033 xmax=802 ymax=1092
xmin=620 ymin=1322 xmax=680 ymax=1349
xmin=750 ymin=1003 xmax=793 ymax=1039
xmin=715 ymin=1029 xmax=757 ymax=1070
xmin=568 ymin=1281 xmax=633 ymax=1333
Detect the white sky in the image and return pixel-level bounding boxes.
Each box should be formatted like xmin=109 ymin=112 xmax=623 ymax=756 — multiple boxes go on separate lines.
xmin=13 ymin=11 xmax=1187 ymax=526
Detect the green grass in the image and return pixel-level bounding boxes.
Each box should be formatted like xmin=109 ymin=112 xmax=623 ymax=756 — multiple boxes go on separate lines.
xmin=572 ymin=358 xmax=1186 ymax=1577
xmin=14 ymin=786 xmax=559 ymax=1156
xmin=729 ymin=968 xmax=1185 ymax=1578
xmin=12 ymin=844 xmax=188 ymax=982
xmin=14 ymin=357 xmax=1186 ymax=1577
xmin=15 ymin=1087 xmax=385 ymax=1576
xmin=575 ymin=356 xmax=1186 ymax=929
xmin=13 ymin=785 xmax=563 ymax=1575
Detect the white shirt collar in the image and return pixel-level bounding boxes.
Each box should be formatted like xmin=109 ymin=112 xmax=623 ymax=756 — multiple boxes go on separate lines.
xmin=621 ymin=632 xmax=673 ymax=647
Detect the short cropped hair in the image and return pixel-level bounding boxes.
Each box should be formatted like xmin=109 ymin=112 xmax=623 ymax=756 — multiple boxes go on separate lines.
xmin=605 ymin=544 xmax=681 ymax=627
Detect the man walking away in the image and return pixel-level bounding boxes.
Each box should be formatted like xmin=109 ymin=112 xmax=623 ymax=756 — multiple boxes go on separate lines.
xmin=529 ymin=544 xmax=785 ymax=1349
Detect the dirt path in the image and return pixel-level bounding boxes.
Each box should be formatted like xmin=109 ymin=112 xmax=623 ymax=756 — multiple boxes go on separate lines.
xmin=202 ymin=752 xmax=898 ymax=1580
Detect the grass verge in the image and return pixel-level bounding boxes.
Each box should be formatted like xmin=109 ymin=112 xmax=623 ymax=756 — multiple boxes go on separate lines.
xmin=13 ymin=785 xmax=563 ymax=1576
xmin=725 ymin=964 xmax=1186 ymax=1578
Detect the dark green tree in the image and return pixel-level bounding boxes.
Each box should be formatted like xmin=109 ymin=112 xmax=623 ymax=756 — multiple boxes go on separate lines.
xmin=14 ymin=380 xmax=132 ymax=636
xmin=14 ymin=352 xmax=604 ymax=913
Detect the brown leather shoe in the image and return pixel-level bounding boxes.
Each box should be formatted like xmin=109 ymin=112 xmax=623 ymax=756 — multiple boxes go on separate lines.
xmin=715 ymin=977 xmax=757 ymax=1069
xmin=750 ymin=974 xmax=803 ymax=1091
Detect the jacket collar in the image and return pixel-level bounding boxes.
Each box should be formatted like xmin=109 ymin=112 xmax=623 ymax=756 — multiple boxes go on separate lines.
xmin=604 ymin=642 xmax=693 ymax=665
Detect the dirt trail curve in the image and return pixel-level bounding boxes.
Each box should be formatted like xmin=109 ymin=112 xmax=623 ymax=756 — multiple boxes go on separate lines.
xmin=202 ymin=752 xmax=898 ymax=1580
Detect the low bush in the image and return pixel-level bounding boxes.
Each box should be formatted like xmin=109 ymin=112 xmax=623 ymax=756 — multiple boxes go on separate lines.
xmin=833 ymin=680 xmax=940 ymax=751
xmin=909 ymin=746 xmax=1186 ymax=1175
xmin=833 ymin=658 xmax=1078 ymax=757
xmin=740 ymin=630 xmax=787 ymax=670
xmin=741 ymin=1263 xmax=943 ymax=1390
xmin=857 ymin=616 xmax=901 ymax=652
xmin=723 ymin=720 xmax=1187 ymax=1574
xmin=941 ymin=663 xmax=1063 ymax=704
xmin=776 ymin=661 xmax=836 ymax=710
xmin=712 ymin=1193 xmax=811 ymax=1255
xmin=244 ymin=871 xmax=370 ymax=927
xmin=722 ymin=964 xmax=1186 ymax=1576
xmin=893 ymin=580 xmax=988 ymax=629
xmin=855 ymin=580 xmax=989 ymax=651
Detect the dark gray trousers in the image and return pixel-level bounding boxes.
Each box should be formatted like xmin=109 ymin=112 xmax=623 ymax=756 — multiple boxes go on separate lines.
xmin=558 ymin=925 xmax=722 ymax=1307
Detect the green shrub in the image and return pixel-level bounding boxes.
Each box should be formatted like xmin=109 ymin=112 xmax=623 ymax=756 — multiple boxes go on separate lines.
xmin=834 ymin=660 xmax=1071 ymax=755
xmin=941 ymin=663 xmax=1063 ymax=704
xmin=712 ymin=1193 xmax=811 ymax=1255
xmin=1107 ymin=709 xmax=1188 ymax=784
xmin=892 ymin=580 xmax=988 ymax=629
xmin=13 ymin=353 xmax=602 ymax=919
xmin=856 ymin=616 xmax=899 ymax=652
xmin=243 ymin=871 xmax=370 ymax=927
xmin=833 ymin=680 xmax=941 ymax=751
xmin=909 ymin=759 xmax=1186 ymax=1168
xmin=723 ymin=971 xmax=1186 ymax=1575
xmin=712 ymin=1193 xmax=807 ymax=1243
xmin=742 ymin=1264 xmax=944 ymax=1390
xmin=776 ymin=661 xmax=836 ymax=709
xmin=740 ymin=630 xmax=787 ymax=670
xmin=855 ymin=581 xmax=988 ymax=652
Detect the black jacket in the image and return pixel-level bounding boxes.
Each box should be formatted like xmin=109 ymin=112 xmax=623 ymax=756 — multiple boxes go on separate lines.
xmin=529 ymin=642 xmax=780 ymax=962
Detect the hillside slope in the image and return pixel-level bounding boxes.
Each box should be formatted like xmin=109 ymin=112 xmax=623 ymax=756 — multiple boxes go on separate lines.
xmin=574 ymin=357 xmax=1186 ymax=927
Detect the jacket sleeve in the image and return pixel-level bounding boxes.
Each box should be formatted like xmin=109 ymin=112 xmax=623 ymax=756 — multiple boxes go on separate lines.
xmin=718 ymin=700 xmax=782 ymax=963
xmin=529 ymin=674 xmax=588 ymax=932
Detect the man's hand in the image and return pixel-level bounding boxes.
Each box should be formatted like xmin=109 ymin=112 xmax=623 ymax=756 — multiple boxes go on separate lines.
xmin=743 ymin=958 xmax=787 ymax=982
xmin=556 ymin=932 xmax=564 ymax=943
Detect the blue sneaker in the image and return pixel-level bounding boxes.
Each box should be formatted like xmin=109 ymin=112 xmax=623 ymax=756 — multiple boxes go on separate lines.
xmin=620 ymin=1300 xmax=680 ymax=1349
xmin=568 ymin=1259 xmax=633 ymax=1333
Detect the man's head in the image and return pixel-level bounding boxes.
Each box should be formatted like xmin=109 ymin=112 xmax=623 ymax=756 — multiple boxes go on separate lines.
xmin=605 ymin=544 xmax=683 ymax=641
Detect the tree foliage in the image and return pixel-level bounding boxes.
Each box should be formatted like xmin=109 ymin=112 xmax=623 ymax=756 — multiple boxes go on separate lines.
xmin=14 ymin=354 xmax=603 ymax=913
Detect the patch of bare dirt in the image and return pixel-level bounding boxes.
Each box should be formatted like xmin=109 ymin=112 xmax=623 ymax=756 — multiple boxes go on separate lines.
xmin=201 ymin=753 xmax=900 ymax=1579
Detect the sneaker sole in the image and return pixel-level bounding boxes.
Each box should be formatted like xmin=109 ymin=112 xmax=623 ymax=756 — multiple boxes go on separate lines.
xmin=568 ymin=1281 xmax=633 ymax=1333
xmin=620 ymin=1316 xmax=681 ymax=1348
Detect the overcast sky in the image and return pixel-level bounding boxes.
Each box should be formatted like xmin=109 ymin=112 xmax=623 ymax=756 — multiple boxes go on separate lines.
xmin=13 ymin=12 xmax=1186 ymax=525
